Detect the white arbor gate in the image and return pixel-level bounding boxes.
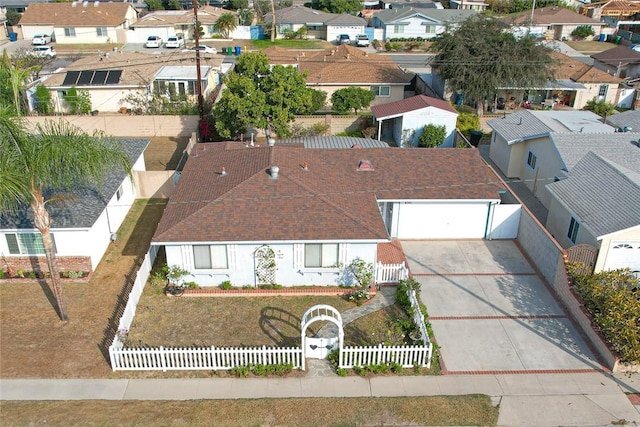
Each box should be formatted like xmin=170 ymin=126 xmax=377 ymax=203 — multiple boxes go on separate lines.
xmin=300 ymin=304 xmax=343 ymax=371
xmin=254 ymin=245 xmax=276 ymax=285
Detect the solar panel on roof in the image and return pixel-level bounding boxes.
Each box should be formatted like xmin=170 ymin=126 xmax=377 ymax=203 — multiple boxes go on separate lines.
xmin=105 ymin=70 xmax=123 ymax=85
xmin=62 ymin=70 xmax=80 ymax=86
xmin=77 ymin=71 xmax=93 ymax=86
xmin=92 ymin=70 xmax=108 ymax=85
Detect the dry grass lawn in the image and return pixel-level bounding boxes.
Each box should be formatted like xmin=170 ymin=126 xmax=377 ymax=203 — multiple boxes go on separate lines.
xmin=0 ymin=395 xmax=499 ymax=426
xmin=144 ymin=137 xmax=189 ymax=171
xmin=0 ymin=199 xmax=167 ymax=378
xmin=564 ymin=40 xmax=617 ymax=53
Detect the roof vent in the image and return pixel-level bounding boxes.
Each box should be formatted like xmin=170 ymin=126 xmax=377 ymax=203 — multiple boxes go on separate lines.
xmin=267 ymin=137 xmax=275 ymax=147
xmin=220 ymin=167 xmax=227 ymax=177
xmin=352 ymin=143 xmax=362 ymax=148
xmin=269 ymin=165 xmax=280 ymax=179
xmin=302 ymin=161 xmax=309 ymax=170
xmin=357 ymin=159 xmax=374 ymax=171
xmin=624 ymin=126 xmax=632 ymax=132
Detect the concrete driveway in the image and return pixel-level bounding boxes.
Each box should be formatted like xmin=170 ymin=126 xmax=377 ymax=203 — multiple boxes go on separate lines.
xmin=402 ymin=240 xmax=602 ymax=373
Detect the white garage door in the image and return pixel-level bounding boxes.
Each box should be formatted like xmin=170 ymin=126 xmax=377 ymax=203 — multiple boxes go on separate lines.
xmin=604 ymin=241 xmax=640 ymax=272
xmin=395 ymin=203 xmax=490 ymax=239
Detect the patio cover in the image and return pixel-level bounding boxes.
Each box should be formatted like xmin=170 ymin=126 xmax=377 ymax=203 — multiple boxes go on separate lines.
xmin=499 ymin=79 xmax=587 ymax=90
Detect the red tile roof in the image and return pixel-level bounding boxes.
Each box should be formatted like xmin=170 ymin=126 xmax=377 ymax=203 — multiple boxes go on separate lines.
xmin=371 ymin=95 xmax=458 ymax=119
xmin=152 ymin=143 xmax=504 ymax=244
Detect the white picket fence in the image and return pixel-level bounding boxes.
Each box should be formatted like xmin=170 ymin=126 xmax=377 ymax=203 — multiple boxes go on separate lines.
xmin=111 ymin=345 xmax=302 ymax=371
xmin=340 ymin=343 xmax=432 ymax=369
xmin=375 ymin=262 xmax=409 ymax=284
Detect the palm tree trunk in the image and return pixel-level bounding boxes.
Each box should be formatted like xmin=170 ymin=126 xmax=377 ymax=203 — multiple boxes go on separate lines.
xmin=31 ymin=191 xmax=68 ymax=322
xmin=270 ymin=0 xmax=276 ymax=42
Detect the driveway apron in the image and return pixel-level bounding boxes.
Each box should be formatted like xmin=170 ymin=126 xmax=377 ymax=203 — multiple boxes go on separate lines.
xmin=402 ymin=240 xmax=602 ymax=374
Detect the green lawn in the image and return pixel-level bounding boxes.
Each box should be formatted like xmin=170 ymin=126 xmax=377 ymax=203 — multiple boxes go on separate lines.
xmin=252 ymin=38 xmax=332 ymax=49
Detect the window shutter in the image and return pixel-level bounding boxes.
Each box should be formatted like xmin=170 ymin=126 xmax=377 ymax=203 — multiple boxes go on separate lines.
xmin=293 ymin=244 xmax=303 ymax=269
xmin=227 ymin=244 xmax=237 ymax=270
xmin=339 ymin=243 xmax=349 ymax=265
xmin=181 ymin=245 xmax=194 ymax=270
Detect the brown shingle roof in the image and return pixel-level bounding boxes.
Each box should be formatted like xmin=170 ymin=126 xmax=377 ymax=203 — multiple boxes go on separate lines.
xmin=19 ymin=2 xmax=135 ymax=27
xmin=152 ymin=143 xmax=504 ymax=243
xmin=550 ymin=51 xmax=621 ymax=83
xmin=43 ymin=51 xmax=223 ymax=87
xmin=371 ymin=95 xmax=458 ymax=119
xmin=132 ymin=6 xmax=231 ymax=28
xmin=505 ymin=6 xmax=604 ymax=25
xmin=262 ymin=44 xmax=410 ymax=85
xmin=591 ymin=45 xmax=640 ymax=66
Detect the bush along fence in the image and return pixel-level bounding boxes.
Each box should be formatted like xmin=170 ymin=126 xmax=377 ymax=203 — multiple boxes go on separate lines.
xmin=109 ymin=252 xmax=430 ymax=372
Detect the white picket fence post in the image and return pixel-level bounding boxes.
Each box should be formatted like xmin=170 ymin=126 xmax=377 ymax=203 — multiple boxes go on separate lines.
xmin=375 ymin=262 xmax=409 ymax=284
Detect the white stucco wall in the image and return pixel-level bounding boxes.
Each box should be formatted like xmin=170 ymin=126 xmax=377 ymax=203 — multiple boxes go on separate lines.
xmin=126 ymin=27 xmax=176 ymax=43
xmin=489 ymin=133 xmax=528 ymax=178
xmin=380 ymin=16 xmax=444 ymax=40
xmin=20 ymin=25 xmax=55 ymax=41
xmin=397 ymin=107 xmax=458 ymax=147
xmin=596 ymin=226 xmax=640 ymax=272
xmin=49 ymin=86 xmax=146 ymax=113
xmin=545 ymin=196 xmax=598 ymax=249
xmin=326 ymin=25 xmax=365 ymax=43
xmin=573 ymin=82 xmax=619 ymax=110
xmin=516 ymin=137 xmax=563 ymax=208
xmin=163 ymin=241 xmax=378 ymax=287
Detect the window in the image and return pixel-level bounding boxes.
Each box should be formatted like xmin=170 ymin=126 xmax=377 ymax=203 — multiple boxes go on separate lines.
xmin=598 ymin=84 xmax=608 ymax=98
xmin=304 ymin=244 xmax=338 ymax=268
xmin=424 ymin=25 xmax=436 ymax=33
xmin=64 ymin=28 xmax=76 ymax=37
xmin=178 ymin=82 xmax=186 ymax=96
xmin=208 ymin=25 xmax=215 ymax=34
xmin=394 ymin=25 xmax=404 ymax=34
xmin=193 ymin=245 xmax=228 ymax=269
xmin=371 ymin=85 xmax=390 ymax=97
xmin=5 ymin=233 xmax=55 ymax=255
xmin=96 ymin=27 xmax=108 ymax=37
xmin=527 ymin=151 xmax=537 ymax=169
xmin=116 ymin=184 xmax=124 ymax=201
xmin=567 ymin=217 xmax=580 ymax=243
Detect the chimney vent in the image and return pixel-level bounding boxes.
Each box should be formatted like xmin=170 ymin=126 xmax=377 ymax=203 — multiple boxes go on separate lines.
xmin=302 ymin=161 xmax=309 ymax=170
xmin=269 ymin=165 xmax=280 ymax=179
xmin=220 ymin=167 xmax=227 ymax=176
xmin=267 ymin=137 xmax=275 ymax=147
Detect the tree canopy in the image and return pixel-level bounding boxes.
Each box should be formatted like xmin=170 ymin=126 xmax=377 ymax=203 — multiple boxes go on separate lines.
xmin=213 ymin=13 xmax=238 ymax=39
xmin=429 ymin=16 xmax=556 ymax=115
xmin=0 ymin=109 xmax=132 ymax=321
xmin=212 ymin=51 xmax=325 ymax=139
xmin=583 ymin=97 xmax=616 ymax=121
xmin=305 ymin=0 xmax=362 ymax=14
xmin=418 ymin=124 xmax=447 ymax=148
xmin=331 ymin=87 xmax=375 ymax=114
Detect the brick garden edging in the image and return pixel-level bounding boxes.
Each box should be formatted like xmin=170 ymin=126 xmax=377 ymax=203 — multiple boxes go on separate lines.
xmin=166 ymin=285 xmax=381 ymax=299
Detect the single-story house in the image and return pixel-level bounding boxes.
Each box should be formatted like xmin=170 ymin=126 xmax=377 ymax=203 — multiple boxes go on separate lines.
xmin=128 ymin=6 xmax=235 ymax=43
xmin=546 ymin=151 xmax=640 ymax=273
xmin=495 ymin=51 xmax=622 ymax=110
xmin=487 ymin=109 xmax=618 ymax=208
xmin=18 ymin=1 xmax=138 ymax=45
xmin=37 ymin=51 xmax=223 ymax=114
xmin=371 ymin=94 xmax=458 ymax=146
xmin=579 ymin=0 xmax=640 ymax=21
xmin=151 ymin=141 xmax=508 ymax=287
xmin=591 ymin=44 xmax=640 ymax=78
xmin=449 ymin=0 xmax=488 ymax=13
xmin=264 ymin=5 xmax=366 ymax=41
xmin=262 ymin=44 xmax=411 ymax=108
xmin=605 ymin=108 xmax=640 ymax=131
xmin=371 ymin=7 xmax=476 ymax=40
xmin=0 ymin=138 xmax=149 ymax=274
xmin=503 ymin=6 xmax=605 ymax=40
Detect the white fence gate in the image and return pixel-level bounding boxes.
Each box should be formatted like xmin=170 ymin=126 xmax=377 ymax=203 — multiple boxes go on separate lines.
xmin=375 ymin=262 xmax=409 ymax=284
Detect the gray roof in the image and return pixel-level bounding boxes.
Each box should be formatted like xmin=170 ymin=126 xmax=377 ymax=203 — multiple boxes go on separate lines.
xmin=605 ymin=110 xmax=640 ymax=132
xmin=546 ymin=152 xmax=640 ymax=238
xmin=487 ymin=110 xmax=614 ymax=144
xmin=550 ymin=132 xmax=640 ymax=172
xmin=276 ymin=136 xmax=390 ymax=149
xmin=373 ymin=7 xmax=476 ymax=24
xmin=265 ymin=6 xmax=366 ymax=26
xmin=0 ymin=138 xmax=149 ymax=230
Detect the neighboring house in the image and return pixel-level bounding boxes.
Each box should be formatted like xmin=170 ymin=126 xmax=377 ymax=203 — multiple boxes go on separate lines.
xmin=128 ymin=6 xmax=236 ymax=43
xmin=487 ymin=109 xmax=616 ymax=207
xmin=579 ymin=0 xmax=640 ymax=21
xmin=449 ymin=0 xmax=488 ymax=13
xmin=546 ymin=152 xmax=640 ymax=273
xmin=151 ymin=141 xmax=508 ymax=287
xmin=38 ymin=51 xmax=222 ymax=114
xmin=504 ymin=6 xmax=605 ymax=40
xmin=18 ymin=2 xmax=138 ymax=45
xmin=605 ymin=108 xmax=640 ymax=130
xmin=262 ymin=44 xmax=411 ymax=108
xmin=494 ymin=51 xmax=622 ymax=110
xmin=591 ymin=45 xmax=640 ymax=78
xmin=264 ymin=5 xmax=366 ymax=41
xmin=371 ymin=94 xmax=458 ymax=146
xmin=371 ymin=8 xmax=476 ymax=40
xmin=0 ymin=138 xmax=149 ymax=274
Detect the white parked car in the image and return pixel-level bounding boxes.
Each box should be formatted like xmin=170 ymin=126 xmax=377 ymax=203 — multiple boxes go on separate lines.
xmin=32 ymin=34 xmax=52 ymax=45
xmin=29 ymin=46 xmax=56 ymax=58
xmin=183 ymin=45 xmax=217 ymax=54
xmin=165 ymin=35 xmax=185 ymax=48
xmin=355 ymin=34 xmax=370 ymax=47
xmin=145 ymin=36 xmax=162 ymax=48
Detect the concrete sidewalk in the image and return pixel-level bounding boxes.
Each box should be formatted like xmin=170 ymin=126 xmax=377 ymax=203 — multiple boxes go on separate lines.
xmin=1 ymin=372 xmax=639 ymax=426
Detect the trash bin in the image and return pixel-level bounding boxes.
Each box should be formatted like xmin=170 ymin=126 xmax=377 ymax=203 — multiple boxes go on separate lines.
xmin=469 ymin=130 xmax=483 ymax=147
xmin=234 ymin=46 xmax=241 ymax=55
xmin=9 ymin=33 xmax=17 ymax=42
xmin=615 ymin=35 xmax=622 ymax=44
xmin=599 ymin=33 xmax=606 ymax=42
xmin=224 ymin=47 xmax=232 ymax=55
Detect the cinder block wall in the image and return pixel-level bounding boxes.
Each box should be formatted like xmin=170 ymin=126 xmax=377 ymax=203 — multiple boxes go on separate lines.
xmin=24 ymin=116 xmax=199 ymax=137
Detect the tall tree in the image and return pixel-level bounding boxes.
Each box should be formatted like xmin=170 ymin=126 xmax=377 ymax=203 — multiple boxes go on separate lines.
xmin=306 ymin=0 xmax=362 ymax=14
xmin=429 ymin=16 xmax=556 ymax=116
xmin=0 ymin=110 xmax=131 ymax=322
xmin=212 ymin=51 xmax=324 ymax=139
xmin=213 ymin=13 xmax=238 ymax=39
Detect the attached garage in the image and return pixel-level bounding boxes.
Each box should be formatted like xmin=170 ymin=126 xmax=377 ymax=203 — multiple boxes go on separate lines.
xmin=603 ymin=241 xmax=640 ymax=272
xmin=392 ymin=202 xmax=494 ymax=239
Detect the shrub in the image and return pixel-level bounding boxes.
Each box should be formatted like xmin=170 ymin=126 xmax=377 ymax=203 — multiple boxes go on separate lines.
xmin=220 ymin=280 xmax=233 ymax=290
xmin=418 ymin=124 xmax=446 ymax=148
xmin=327 ymin=349 xmax=340 ymax=368
xmin=336 ymin=368 xmax=348 ymax=376
xmin=63 ymin=270 xmax=84 ymax=279
xmin=456 ymin=111 xmax=480 ymax=137
xmin=230 ymin=365 xmax=251 ymax=377
xmin=571 ymin=25 xmax=595 ymax=40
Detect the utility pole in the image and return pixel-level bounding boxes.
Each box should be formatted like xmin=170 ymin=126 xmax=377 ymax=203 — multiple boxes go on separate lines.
xmin=529 ymin=0 xmax=537 ymax=33
xmin=270 ymin=0 xmax=276 ymax=42
xmin=193 ymin=0 xmax=205 ymax=137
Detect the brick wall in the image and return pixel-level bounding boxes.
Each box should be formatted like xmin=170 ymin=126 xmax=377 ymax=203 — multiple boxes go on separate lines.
xmin=516 ymin=208 xmax=619 ymax=371
xmin=1 ymin=256 xmax=92 ymax=275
